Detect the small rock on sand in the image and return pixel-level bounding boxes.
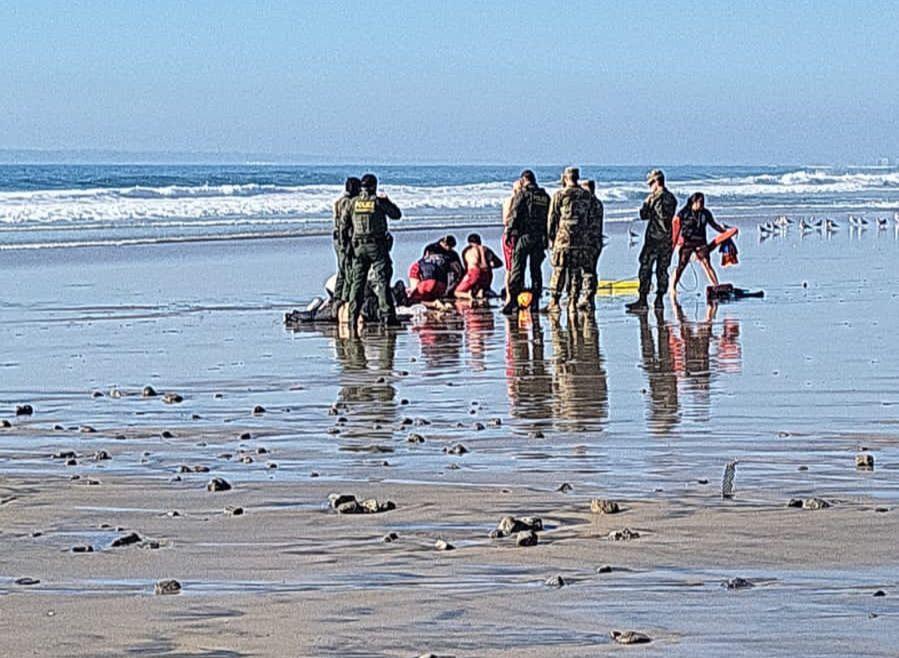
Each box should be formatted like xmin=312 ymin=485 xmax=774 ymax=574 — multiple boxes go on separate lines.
xmin=610 ymin=630 xmax=651 ymax=645
xmin=252 ymin=405 xmax=266 ymax=415
xmin=856 ymin=453 xmax=875 ymax=470
xmin=161 ymin=430 xmax=175 ymax=439
xmin=591 ymin=499 xmax=620 ymax=514
xmin=110 ymin=532 xmax=142 ymax=548
xmin=14 ymin=577 xmax=40 ymax=586
xmin=516 ymin=530 xmax=539 ymax=547
xmin=788 ymin=497 xmax=831 ymax=510
xmin=444 ymin=443 xmax=468 ymax=455
xmin=434 ymin=539 xmax=454 ymax=551
xmin=491 ymin=515 xmax=543 ymax=538
xmin=142 ymin=386 xmax=157 ymax=397
xmin=328 ymin=493 xmax=394 ymax=514
xmin=873 ymin=589 xmax=886 ymax=597
xmin=723 ymin=577 xmax=754 ymax=590
xmin=224 ymin=506 xmax=244 ymax=516
xmin=382 ymin=532 xmax=399 ymax=543
xmin=206 ymin=477 xmax=232 ymax=492
xmin=556 ymin=483 xmax=573 ymax=493
xmin=407 ymin=433 xmax=425 ymax=444
xmin=162 ymin=393 xmax=182 ymax=404
xmin=544 ymin=575 xmax=565 ymax=588
xmin=71 ymin=545 xmax=94 ymax=553
xmin=154 ymin=579 xmax=181 ymax=595
xmin=79 ymin=425 xmax=96 ymax=434
xmin=607 ymin=528 xmax=640 ymax=541
xmin=596 ymin=565 xmax=613 ymax=574
xmin=93 ymin=450 xmax=110 ymax=461
xmin=16 ymin=404 xmax=34 ymax=416
xmin=0 ymin=419 xmax=11 ymax=428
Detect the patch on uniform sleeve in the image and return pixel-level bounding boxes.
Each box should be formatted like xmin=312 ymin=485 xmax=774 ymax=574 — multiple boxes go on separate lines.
xmin=354 ymin=200 xmax=375 ymax=213
xmin=533 ymin=196 xmax=549 ymax=206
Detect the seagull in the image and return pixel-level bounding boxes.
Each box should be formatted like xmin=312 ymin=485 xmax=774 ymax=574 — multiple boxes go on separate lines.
xmin=822 ymin=218 xmax=839 ymax=233
xmin=876 ymin=217 xmax=888 ymax=230
xmin=774 ymin=215 xmax=792 ymax=229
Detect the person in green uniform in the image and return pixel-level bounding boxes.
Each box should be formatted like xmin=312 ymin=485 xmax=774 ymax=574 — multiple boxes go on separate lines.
xmin=345 ymin=173 xmax=402 ymax=327
xmin=547 ymin=167 xmax=597 ymax=312
xmin=332 ymin=176 xmax=361 ymax=303
xmin=626 ymin=169 xmax=678 ymax=312
xmin=580 ymin=179 xmax=605 ymax=311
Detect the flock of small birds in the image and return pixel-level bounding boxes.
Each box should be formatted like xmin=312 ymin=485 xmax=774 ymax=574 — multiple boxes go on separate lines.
xmin=757 ymin=211 xmax=899 ymax=239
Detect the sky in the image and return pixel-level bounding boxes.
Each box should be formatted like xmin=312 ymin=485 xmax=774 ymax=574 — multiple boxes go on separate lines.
xmin=1 ymin=0 xmax=897 ymax=165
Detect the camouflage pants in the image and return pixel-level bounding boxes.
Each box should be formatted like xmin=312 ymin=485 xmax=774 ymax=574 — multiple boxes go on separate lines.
xmin=638 ymin=239 xmax=672 ymax=299
xmin=549 ymin=247 xmax=594 ymax=306
xmin=348 ymin=239 xmax=395 ymax=324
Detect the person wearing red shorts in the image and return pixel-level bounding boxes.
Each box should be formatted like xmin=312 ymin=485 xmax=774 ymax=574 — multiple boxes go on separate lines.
xmin=455 ymin=233 xmax=502 ymax=301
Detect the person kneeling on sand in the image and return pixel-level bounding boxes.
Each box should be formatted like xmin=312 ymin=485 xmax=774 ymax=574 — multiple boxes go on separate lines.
xmin=454 ymin=233 xmax=502 ymax=302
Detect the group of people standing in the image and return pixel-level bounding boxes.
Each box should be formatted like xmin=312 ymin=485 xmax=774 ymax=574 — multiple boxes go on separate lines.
xmin=329 ymin=167 xmax=732 ymax=328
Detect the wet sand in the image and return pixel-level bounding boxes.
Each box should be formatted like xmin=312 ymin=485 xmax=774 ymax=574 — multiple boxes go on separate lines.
xmin=1 ymin=222 xmax=898 ymax=656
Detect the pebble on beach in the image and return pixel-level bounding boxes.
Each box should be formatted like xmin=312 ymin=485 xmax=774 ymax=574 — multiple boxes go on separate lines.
xmin=788 ymin=497 xmax=831 ymax=510
xmin=444 ymin=443 xmax=469 ymax=455
xmin=516 ymin=530 xmax=539 ymax=547
xmin=590 ymin=499 xmax=620 ymax=514
xmin=610 ymin=630 xmax=652 ymax=645
xmin=328 ymin=493 xmax=395 ymax=515
xmin=154 ymin=579 xmax=181 ymax=595
xmin=490 ymin=515 xmax=543 ymax=539
xmin=110 ymin=532 xmax=142 ymax=548
xmin=0 ymin=419 xmax=11 ymax=428
xmin=224 ymin=506 xmax=244 ymax=516
xmin=434 ymin=539 xmax=454 ymax=551
xmin=607 ymin=528 xmax=640 ymax=541
xmin=856 ymin=452 xmax=875 ymax=470
xmin=544 ymin=575 xmax=565 ymax=588
xmin=141 ymin=386 xmax=157 ymax=397
xmin=206 ymin=477 xmax=232 ymax=492
xmin=162 ymin=393 xmax=183 ymax=404
xmin=16 ymin=404 xmax=34 ymax=416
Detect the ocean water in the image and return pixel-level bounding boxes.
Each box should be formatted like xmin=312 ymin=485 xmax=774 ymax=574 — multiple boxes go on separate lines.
xmin=0 ymin=163 xmax=897 ymax=250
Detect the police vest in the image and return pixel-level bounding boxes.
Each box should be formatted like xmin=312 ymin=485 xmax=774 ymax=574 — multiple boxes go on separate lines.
xmin=522 ymin=187 xmax=550 ymax=237
xmin=351 ymin=196 xmax=387 ymax=239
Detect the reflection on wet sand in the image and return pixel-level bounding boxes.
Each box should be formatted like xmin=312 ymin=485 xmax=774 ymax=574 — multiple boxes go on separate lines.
xmin=638 ymin=308 xmax=680 ymax=435
xmin=639 ymin=302 xmax=744 ymax=434
xmin=505 ymin=313 xmax=552 ymax=429
xmin=333 ymin=329 xmax=398 ymax=430
xmin=549 ymin=310 xmax=608 ymax=431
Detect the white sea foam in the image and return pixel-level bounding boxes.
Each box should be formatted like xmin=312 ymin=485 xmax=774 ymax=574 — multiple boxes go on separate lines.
xmin=0 ymin=169 xmax=897 ymax=227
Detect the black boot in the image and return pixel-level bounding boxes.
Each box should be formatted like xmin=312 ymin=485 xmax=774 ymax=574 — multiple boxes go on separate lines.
xmin=625 ymin=297 xmax=648 ymax=312
xmin=501 ymin=300 xmax=518 ymax=315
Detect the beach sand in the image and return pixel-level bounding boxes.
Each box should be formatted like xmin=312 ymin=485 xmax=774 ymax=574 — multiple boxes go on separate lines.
xmin=1 ymin=223 xmax=898 ymax=656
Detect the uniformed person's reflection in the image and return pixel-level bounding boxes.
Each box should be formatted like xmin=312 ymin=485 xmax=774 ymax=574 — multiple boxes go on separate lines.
xmin=505 ymin=313 xmax=553 ymax=428
xmin=638 ymin=307 xmax=680 ymax=435
xmin=333 ymin=328 xmax=397 ymax=431
xmin=549 ymin=310 xmax=608 ymax=431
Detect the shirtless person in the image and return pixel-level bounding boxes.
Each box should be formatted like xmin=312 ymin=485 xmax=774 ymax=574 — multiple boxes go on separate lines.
xmin=454 ymin=233 xmax=502 ymax=301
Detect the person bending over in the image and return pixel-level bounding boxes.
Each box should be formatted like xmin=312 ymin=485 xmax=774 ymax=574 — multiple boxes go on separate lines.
xmin=454 ymin=233 xmax=502 ymax=301
xmin=670 ymin=192 xmax=730 ymax=297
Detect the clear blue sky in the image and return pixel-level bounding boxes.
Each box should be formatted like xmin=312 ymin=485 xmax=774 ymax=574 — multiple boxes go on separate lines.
xmin=2 ymin=0 xmax=897 ymax=164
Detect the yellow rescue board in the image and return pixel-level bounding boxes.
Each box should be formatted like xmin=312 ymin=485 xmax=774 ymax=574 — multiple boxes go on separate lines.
xmin=596 ymin=279 xmax=640 ymax=296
